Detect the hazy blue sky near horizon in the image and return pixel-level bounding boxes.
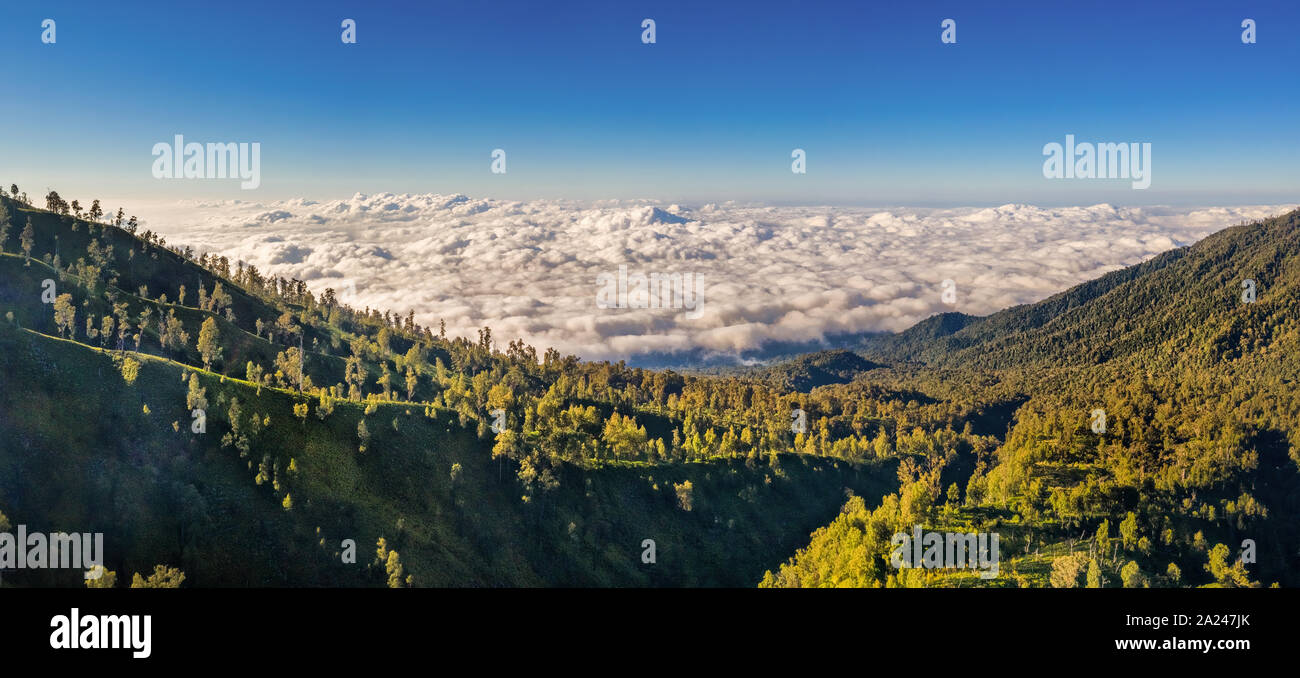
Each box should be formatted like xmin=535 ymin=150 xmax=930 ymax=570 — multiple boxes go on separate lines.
xmin=1 ymin=0 xmax=1297 ymax=206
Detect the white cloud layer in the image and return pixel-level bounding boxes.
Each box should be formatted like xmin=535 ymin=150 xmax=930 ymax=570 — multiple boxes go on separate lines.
xmin=124 ymin=195 xmax=1297 ymax=364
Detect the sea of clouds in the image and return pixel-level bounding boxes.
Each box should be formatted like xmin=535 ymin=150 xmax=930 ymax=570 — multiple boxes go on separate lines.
xmin=125 ymin=195 xmax=1296 ymax=365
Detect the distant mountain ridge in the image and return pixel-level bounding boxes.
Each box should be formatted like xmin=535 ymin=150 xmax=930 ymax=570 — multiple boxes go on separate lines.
xmin=863 ymin=208 xmax=1299 ymax=371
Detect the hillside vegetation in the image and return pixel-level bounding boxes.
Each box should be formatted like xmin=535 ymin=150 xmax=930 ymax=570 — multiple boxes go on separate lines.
xmin=763 ymin=209 xmax=1300 ymax=588
xmin=0 ymin=191 xmax=912 ymax=586
xmin=2 ymin=188 xmax=1296 ymax=589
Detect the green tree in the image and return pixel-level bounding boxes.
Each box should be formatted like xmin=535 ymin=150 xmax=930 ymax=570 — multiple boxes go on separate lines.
xmin=385 ymin=550 xmax=405 ymax=588
xmin=491 ymin=429 xmax=520 ymax=462
xmin=186 ymin=373 xmax=208 ymax=412
xmin=1095 ymin=519 xmax=1111 ymax=559
xmin=245 ymin=361 xmax=265 ymax=393
xmin=316 ymin=392 xmax=335 ymax=420
xmin=601 ymin=412 xmax=648 ymax=459
xmin=378 ymin=362 xmax=394 ymax=399
xmin=405 ymin=368 xmax=418 ymax=401
xmin=52 ymin=293 xmax=76 ymax=339
xmin=486 ymin=383 xmax=515 ymax=412
xmin=1119 ymin=511 xmax=1138 ymax=551
xmin=119 ymin=357 xmax=141 ymax=385
xmin=158 ymin=309 xmax=190 ymax=353
xmin=274 ymin=347 xmax=305 ymax=391
xmin=99 ymin=314 xmax=115 ymax=348
xmin=1049 ymin=553 xmax=1087 ymax=588
xmin=1086 ymin=558 xmax=1105 ymax=588
xmin=196 ymin=317 xmax=221 ymax=370
xmin=20 ymin=217 xmax=34 ymax=264
xmin=674 ymin=480 xmax=695 ymax=511
xmin=130 ymin=565 xmax=186 ymax=588
xmin=85 ymin=567 xmax=118 ymax=589
xmin=1205 ymin=543 xmax=1255 ymax=587
xmin=1120 ymin=560 xmax=1146 ymax=588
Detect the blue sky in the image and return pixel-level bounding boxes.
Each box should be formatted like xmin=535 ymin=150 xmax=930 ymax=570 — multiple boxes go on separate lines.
xmin=1 ymin=0 xmax=1297 ymax=205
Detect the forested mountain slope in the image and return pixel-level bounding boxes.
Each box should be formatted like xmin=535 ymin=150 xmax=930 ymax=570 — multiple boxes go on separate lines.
xmin=765 ymin=208 xmax=1300 ymax=588
xmin=869 ymin=210 xmax=1300 ymax=371
xmin=0 ymin=192 xmax=916 ymax=586
xmin=4 ymin=189 xmax=1294 ymax=589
